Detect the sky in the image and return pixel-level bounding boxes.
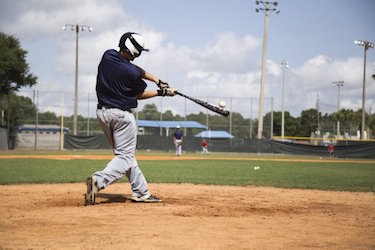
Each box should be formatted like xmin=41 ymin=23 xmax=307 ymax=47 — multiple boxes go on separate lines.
xmin=0 ymin=0 xmax=374 ymax=119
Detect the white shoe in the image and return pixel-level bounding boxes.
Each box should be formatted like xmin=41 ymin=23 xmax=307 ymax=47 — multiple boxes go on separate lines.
xmin=131 ymin=194 xmax=162 ymax=203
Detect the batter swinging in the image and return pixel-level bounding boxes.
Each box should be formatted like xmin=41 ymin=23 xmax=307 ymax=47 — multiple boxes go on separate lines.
xmin=85 ymin=32 xmax=176 ymax=205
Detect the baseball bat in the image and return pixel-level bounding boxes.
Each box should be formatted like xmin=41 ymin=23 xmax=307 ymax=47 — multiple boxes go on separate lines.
xmin=175 ymin=91 xmax=230 ymax=117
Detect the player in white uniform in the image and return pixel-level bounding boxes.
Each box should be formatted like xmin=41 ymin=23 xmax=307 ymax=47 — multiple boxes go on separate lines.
xmin=85 ymin=32 xmax=176 ymax=205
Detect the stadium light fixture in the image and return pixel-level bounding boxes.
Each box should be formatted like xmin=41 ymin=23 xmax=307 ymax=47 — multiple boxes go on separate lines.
xmin=255 ymin=1 xmax=280 ymax=139
xmin=332 ymin=81 xmax=344 ymax=138
xmin=354 ymin=39 xmax=374 ymax=140
xmin=255 ymin=1 xmax=280 ymax=14
xmin=280 ymin=60 xmax=288 ymax=140
xmin=63 ymin=24 xmax=93 ymax=135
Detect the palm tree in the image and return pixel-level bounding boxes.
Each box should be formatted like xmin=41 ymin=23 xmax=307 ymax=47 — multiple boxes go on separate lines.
xmin=339 ymin=109 xmax=356 ymax=137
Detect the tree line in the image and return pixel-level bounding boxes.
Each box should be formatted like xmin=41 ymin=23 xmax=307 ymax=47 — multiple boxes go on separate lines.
xmin=1 ymin=95 xmax=374 ymax=139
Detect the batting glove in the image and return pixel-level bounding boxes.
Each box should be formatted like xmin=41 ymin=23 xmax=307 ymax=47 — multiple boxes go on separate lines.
xmin=157 ymin=87 xmax=177 ymax=96
xmin=157 ymin=79 xmax=170 ymax=89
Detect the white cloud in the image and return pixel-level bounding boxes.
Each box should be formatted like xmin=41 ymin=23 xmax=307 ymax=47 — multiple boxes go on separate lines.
xmin=280 ymin=56 xmax=375 ymax=116
xmin=0 ymin=0 xmax=126 ymax=37
xmin=187 ymin=71 xmax=221 ymax=84
xmin=266 ymin=60 xmax=281 ymax=77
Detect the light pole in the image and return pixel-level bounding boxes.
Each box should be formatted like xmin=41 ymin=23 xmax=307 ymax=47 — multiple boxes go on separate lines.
xmin=354 ymin=39 xmax=374 ymax=140
xmin=280 ymin=60 xmax=288 ymax=140
xmin=255 ymin=1 xmax=280 ymax=139
xmin=63 ymin=24 xmax=93 ymax=135
xmin=332 ymin=81 xmax=344 ymax=138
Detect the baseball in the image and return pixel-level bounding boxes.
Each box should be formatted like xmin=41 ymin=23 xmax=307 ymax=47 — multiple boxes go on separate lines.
xmin=254 ymin=166 xmax=260 ymax=170
xmin=219 ymin=100 xmax=226 ymax=109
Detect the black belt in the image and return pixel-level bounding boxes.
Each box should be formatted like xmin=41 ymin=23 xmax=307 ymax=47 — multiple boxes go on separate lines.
xmin=97 ymin=104 xmax=132 ymax=113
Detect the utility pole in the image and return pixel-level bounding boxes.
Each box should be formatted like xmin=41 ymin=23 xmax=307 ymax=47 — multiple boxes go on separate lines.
xmin=255 ymin=1 xmax=280 ymax=139
xmin=250 ymin=97 xmax=253 ymax=139
xmin=270 ymin=97 xmax=274 ymax=139
xmin=280 ymin=60 xmax=288 ymax=140
xmin=332 ymin=81 xmax=344 ymax=138
xmin=316 ymin=94 xmax=321 ymax=136
xmin=63 ymin=24 xmax=93 ymax=135
xmin=354 ymin=39 xmax=374 ymax=139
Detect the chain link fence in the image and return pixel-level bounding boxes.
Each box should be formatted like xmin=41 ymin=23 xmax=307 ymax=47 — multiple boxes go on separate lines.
xmin=2 ymin=89 xmax=277 ymax=149
xmin=4 ymin=88 xmax=371 ymax=150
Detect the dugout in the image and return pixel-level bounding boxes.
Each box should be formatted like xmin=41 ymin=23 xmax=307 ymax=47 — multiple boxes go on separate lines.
xmin=16 ymin=124 xmax=69 ymax=150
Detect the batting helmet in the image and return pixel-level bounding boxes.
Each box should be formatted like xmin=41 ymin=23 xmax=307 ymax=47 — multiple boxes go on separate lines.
xmin=119 ymin=32 xmax=149 ymax=57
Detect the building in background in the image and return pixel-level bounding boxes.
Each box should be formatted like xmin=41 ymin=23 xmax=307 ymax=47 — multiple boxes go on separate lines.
xmin=16 ymin=125 xmax=69 ymax=149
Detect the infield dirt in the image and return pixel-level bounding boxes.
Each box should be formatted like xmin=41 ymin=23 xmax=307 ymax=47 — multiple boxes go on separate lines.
xmin=0 ymin=183 xmax=374 ymax=249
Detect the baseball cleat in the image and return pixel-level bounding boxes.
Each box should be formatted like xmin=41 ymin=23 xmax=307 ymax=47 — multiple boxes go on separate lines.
xmin=131 ymin=194 xmax=162 ymax=203
xmin=85 ymin=176 xmax=98 ymax=206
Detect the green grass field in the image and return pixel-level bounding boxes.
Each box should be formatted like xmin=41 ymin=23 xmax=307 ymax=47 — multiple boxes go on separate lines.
xmin=1 ymin=151 xmax=374 ymax=192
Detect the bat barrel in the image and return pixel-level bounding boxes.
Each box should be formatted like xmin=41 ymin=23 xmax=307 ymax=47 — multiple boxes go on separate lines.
xmin=176 ymin=91 xmax=230 ymax=117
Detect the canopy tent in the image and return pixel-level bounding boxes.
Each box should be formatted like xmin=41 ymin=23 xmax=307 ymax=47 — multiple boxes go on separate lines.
xmin=137 ymin=120 xmax=207 ymax=129
xmin=195 ymin=130 xmax=234 ymax=139
xmin=136 ymin=120 xmax=207 ymax=136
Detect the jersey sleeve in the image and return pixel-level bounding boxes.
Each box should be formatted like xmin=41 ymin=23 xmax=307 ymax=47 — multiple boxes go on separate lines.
xmin=130 ymin=67 xmax=147 ymax=95
xmin=133 ymin=78 xmax=147 ymax=95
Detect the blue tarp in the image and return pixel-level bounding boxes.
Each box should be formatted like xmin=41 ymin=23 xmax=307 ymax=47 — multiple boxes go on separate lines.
xmin=137 ymin=120 xmax=207 ymax=129
xmin=194 ymin=130 xmax=234 ymax=139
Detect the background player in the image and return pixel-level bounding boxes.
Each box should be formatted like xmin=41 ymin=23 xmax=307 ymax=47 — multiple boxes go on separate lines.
xmin=328 ymin=142 xmax=335 ymax=158
xmin=201 ymin=138 xmax=209 ymax=154
xmin=173 ymin=125 xmax=183 ymax=156
xmin=85 ymin=32 xmax=176 ymax=205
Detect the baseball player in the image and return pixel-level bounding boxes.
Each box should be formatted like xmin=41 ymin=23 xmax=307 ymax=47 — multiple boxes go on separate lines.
xmin=201 ymin=138 xmax=209 ymax=154
xmin=328 ymin=142 xmax=335 ymax=158
xmin=173 ymin=125 xmax=183 ymax=156
xmin=85 ymin=32 xmax=177 ymax=205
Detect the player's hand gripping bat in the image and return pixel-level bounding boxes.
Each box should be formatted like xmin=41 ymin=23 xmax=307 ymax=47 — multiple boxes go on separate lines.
xmin=175 ymin=91 xmax=230 ymax=117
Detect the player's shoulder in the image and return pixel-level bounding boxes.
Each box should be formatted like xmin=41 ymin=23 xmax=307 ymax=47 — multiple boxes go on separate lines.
xmin=103 ymin=49 xmax=119 ymax=57
xmin=105 ymin=48 xmax=117 ymax=54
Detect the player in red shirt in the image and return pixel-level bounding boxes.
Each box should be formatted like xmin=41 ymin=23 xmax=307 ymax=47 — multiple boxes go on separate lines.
xmin=201 ymin=139 xmax=209 ymax=154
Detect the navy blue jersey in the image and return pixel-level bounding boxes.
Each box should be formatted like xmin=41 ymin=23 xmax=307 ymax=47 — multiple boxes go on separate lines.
xmin=173 ymin=130 xmax=183 ymax=140
xmin=96 ymin=49 xmax=147 ymax=109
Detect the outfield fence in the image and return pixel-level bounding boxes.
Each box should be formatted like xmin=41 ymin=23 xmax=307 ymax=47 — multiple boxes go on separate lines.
xmin=7 ymin=89 xmax=367 ymax=135
xmin=6 ymin=89 xmax=276 ymax=138
xmin=63 ymin=134 xmax=375 ymax=158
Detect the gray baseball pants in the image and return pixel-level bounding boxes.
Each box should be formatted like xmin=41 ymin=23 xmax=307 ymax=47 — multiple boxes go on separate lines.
xmin=93 ymin=107 xmax=149 ymax=198
xmin=175 ymin=139 xmax=182 ymax=156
